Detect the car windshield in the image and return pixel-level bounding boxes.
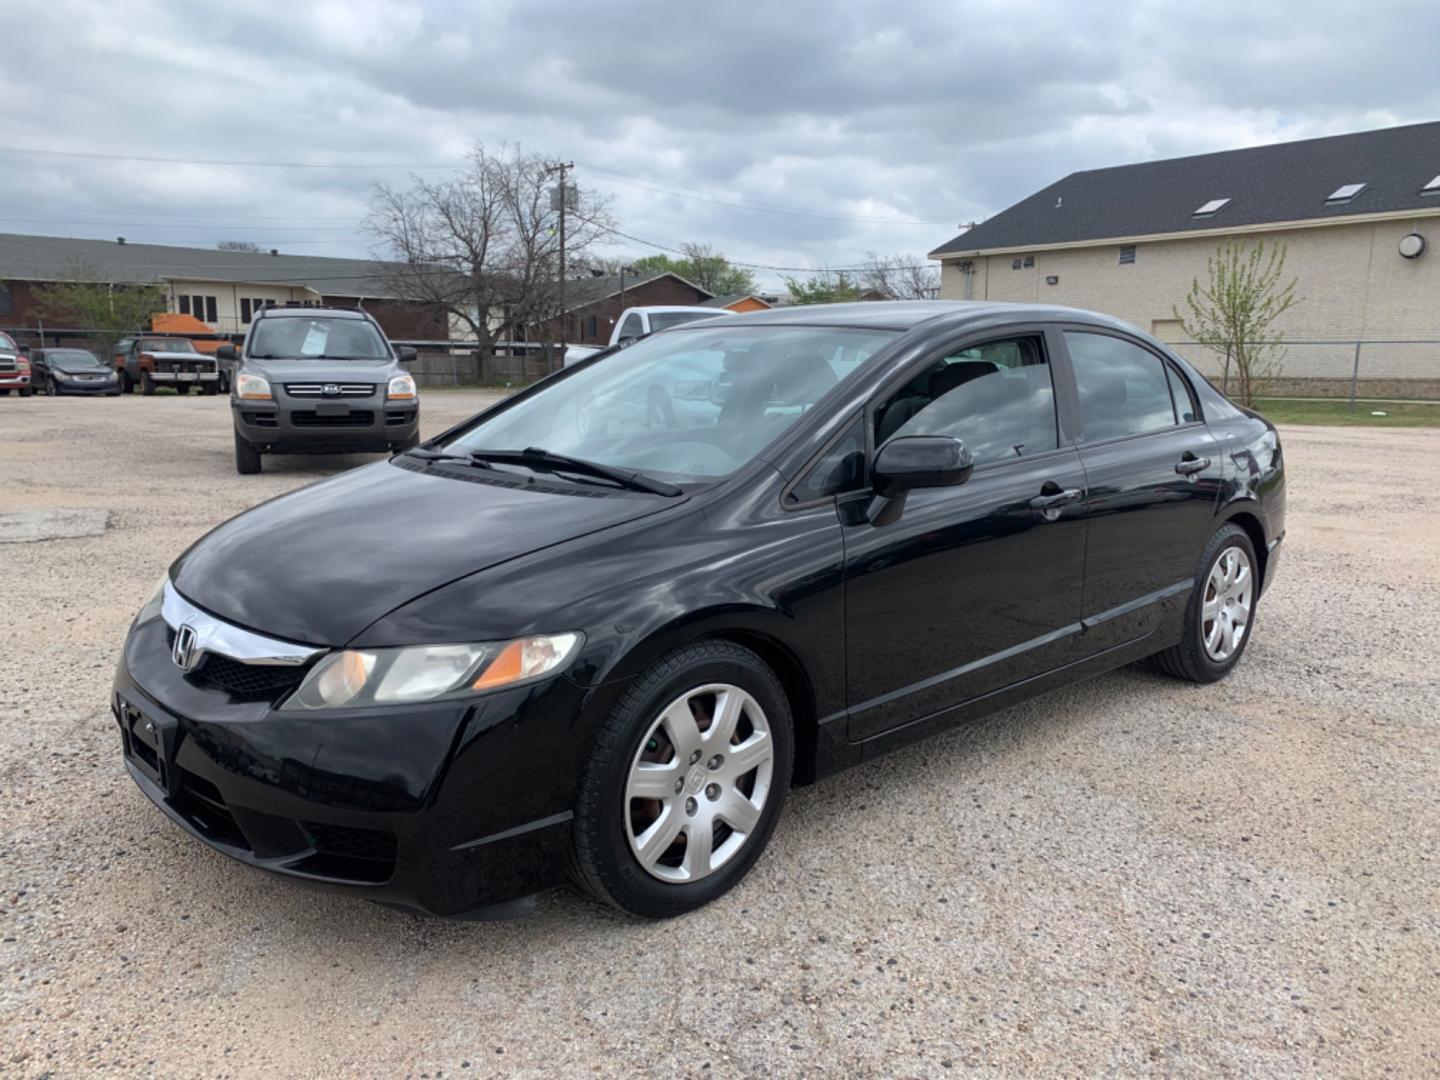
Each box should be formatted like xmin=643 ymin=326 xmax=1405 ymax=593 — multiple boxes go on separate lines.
xmin=0 ymin=331 xmax=18 ymax=353
xmin=445 ymin=325 xmax=898 ymax=483
xmin=249 ymin=317 xmax=390 ymax=359
xmin=48 ymin=350 xmax=105 ymax=371
xmin=648 ymin=311 xmax=722 ymax=332
xmin=141 ymin=338 xmax=198 ymax=354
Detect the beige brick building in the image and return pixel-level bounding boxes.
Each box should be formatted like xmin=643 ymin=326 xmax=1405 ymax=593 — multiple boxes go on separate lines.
xmin=931 ymin=122 xmax=1440 ymax=397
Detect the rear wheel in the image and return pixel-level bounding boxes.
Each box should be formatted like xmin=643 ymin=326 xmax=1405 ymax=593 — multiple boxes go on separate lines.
xmin=234 ymin=431 xmax=262 ymax=475
xmin=570 ymin=641 xmax=793 ymax=918
xmin=141 ymin=372 xmax=156 ymax=396
xmin=1150 ymin=523 xmax=1258 ymax=683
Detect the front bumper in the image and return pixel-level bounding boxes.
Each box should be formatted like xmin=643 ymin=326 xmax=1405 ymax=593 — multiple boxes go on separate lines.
xmin=0 ymin=373 xmax=30 ymax=389
xmin=113 ymin=611 xmax=591 ymax=916
xmin=233 ymin=398 xmax=419 ymax=453
xmin=53 ymin=377 xmax=120 ymax=395
xmin=148 ymin=371 xmax=219 ymax=384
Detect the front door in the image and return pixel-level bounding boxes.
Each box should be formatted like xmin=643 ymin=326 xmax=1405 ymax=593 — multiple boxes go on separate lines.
xmin=1059 ymin=329 xmax=1223 ymax=651
xmin=843 ymin=331 xmax=1089 ymax=742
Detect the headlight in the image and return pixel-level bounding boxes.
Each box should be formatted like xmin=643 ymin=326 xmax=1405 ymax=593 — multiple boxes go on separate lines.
xmin=235 ymin=373 xmax=272 ymax=399
xmin=387 ymin=373 xmax=416 ymax=400
xmin=133 ymin=573 xmax=169 ymax=627
xmin=280 ymin=633 xmax=582 ymax=711
xmin=53 ymin=369 xmax=70 ymax=379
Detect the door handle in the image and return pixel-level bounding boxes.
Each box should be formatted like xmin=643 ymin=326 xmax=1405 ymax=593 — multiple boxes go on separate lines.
xmin=1174 ymin=454 xmax=1211 ymax=476
xmin=1029 ymin=488 xmax=1081 ymax=511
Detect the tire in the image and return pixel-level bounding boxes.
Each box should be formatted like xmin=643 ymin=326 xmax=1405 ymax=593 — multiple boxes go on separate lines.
xmin=120 ymin=370 xmax=134 ymax=393
xmin=570 ymin=640 xmax=794 ymax=919
xmin=390 ymin=433 xmax=420 ymax=453
xmin=234 ymin=430 xmax=262 ymax=475
xmin=141 ymin=372 xmax=156 ymax=396
xmin=202 ymin=381 xmax=219 ymax=397
xmin=1150 ymin=523 xmax=1259 ymax=684
xmin=0 ymin=389 xmax=8 ymax=396
xmin=45 ymin=377 xmax=57 ymax=397
xmin=175 ymin=383 xmax=191 ymax=396
xmin=18 ymin=387 xmax=31 ymax=397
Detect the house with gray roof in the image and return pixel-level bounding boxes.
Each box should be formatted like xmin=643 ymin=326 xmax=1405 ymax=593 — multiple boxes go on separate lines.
xmin=0 ymin=233 xmax=448 ymax=341
xmin=929 ymin=121 xmax=1440 ymax=395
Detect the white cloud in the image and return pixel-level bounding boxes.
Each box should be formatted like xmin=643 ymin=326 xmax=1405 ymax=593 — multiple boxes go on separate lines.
xmin=0 ymin=0 xmax=1436 ymax=289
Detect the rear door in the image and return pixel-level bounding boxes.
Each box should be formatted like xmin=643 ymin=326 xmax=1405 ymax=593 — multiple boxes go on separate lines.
xmin=1057 ymin=328 xmax=1222 ymax=651
xmin=841 ymin=328 xmax=1089 ymax=741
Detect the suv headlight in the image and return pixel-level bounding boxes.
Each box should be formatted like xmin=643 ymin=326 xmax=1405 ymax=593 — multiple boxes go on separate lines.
xmin=387 ymin=373 xmax=417 ymax=400
xmin=235 ymin=373 xmax=272 ymax=399
xmin=280 ymin=633 xmax=582 ymax=711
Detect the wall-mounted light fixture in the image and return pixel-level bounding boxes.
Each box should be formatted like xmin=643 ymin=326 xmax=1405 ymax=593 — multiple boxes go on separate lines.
xmin=1045 ymin=275 xmax=1059 ymax=286
xmin=1399 ymin=232 xmax=1426 ymax=259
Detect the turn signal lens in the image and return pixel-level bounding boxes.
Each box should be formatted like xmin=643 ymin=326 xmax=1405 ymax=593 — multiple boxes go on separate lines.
xmin=473 ymin=634 xmax=580 ymax=690
xmin=387 ymin=373 xmax=416 ymax=400
xmin=236 ymin=372 xmax=272 ymax=400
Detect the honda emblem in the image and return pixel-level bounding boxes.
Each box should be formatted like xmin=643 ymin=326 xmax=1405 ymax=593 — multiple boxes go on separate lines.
xmin=172 ymin=624 xmax=202 ymax=672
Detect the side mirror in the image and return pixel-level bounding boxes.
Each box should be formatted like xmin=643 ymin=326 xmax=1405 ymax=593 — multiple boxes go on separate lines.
xmin=872 ymin=435 xmax=974 ymax=498
xmin=396 ymin=346 xmax=417 ymax=363
xmin=216 ymin=344 xmax=237 ymax=362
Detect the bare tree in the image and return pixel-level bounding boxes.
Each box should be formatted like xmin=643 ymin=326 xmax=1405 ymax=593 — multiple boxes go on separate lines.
xmin=1175 ymin=240 xmax=1301 ymax=407
xmin=856 ymin=252 xmax=940 ymax=300
xmin=216 ymin=240 xmax=262 ymax=252
xmin=366 ymin=144 xmax=615 ymax=345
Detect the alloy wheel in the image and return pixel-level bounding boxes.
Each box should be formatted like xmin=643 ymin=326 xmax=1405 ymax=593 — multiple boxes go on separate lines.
xmin=624 ymin=683 xmax=775 ymax=884
xmin=1202 ymin=546 xmax=1253 ymax=662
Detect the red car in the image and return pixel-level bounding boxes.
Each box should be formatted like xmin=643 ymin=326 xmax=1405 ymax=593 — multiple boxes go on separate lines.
xmin=0 ymin=331 xmax=33 ymax=397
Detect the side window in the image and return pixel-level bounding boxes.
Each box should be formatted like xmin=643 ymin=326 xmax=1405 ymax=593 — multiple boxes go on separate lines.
xmin=1166 ymin=362 xmax=1197 ymax=423
xmin=618 ymin=313 xmax=644 ymax=340
xmin=1065 ymin=332 xmax=1178 ymax=443
xmin=874 ymin=335 xmax=1059 ymax=468
xmin=793 ymin=418 xmax=866 ymax=502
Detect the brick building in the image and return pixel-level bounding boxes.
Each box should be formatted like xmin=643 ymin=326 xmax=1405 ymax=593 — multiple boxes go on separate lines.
xmin=930 ymin=122 xmax=1440 ymax=395
xmin=536 ymin=271 xmax=712 ymax=346
xmin=0 ymin=233 xmax=449 ymax=344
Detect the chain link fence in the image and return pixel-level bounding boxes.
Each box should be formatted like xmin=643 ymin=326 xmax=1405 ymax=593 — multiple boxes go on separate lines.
xmin=1166 ymin=339 xmax=1440 ymax=405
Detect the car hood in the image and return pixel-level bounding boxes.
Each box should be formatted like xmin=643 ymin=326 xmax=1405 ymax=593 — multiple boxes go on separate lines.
xmin=245 ymin=358 xmax=395 ymax=384
xmin=171 ymin=459 xmax=686 ymax=646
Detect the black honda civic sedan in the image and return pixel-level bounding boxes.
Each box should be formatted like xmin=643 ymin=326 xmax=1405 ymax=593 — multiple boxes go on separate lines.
xmin=114 ymin=301 xmax=1285 ymax=919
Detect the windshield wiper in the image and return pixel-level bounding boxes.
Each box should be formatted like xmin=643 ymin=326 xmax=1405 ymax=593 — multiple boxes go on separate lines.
xmin=469 ymin=447 xmax=682 ymax=496
xmin=400 ymin=447 xmax=495 ymax=468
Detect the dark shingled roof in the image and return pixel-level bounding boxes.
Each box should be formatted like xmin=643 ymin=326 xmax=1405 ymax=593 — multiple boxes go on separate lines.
xmin=931 ymin=121 xmax=1440 ymax=257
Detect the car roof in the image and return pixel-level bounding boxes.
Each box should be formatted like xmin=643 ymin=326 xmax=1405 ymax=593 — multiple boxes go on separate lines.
xmin=713 ymin=300 xmax=1139 ymax=335
xmin=254 ymin=306 xmax=368 ymax=320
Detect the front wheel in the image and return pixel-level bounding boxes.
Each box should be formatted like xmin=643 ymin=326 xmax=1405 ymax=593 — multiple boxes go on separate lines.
xmin=45 ymin=377 xmax=58 ymax=397
xmin=141 ymin=372 xmax=156 ymax=396
xmin=1150 ymin=523 xmax=1259 ymax=683
xmin=570 ymin=641 xmax=793 ymax=919
xmin=234 ymin=431 xmax=262 ymax=475
xmin=390 ymin=433 xmax=420 ymax=453
xmin=120 ymin=370 xmax=134 ymax=393
xmin=203 ymin=380 xmax=219 ymax=396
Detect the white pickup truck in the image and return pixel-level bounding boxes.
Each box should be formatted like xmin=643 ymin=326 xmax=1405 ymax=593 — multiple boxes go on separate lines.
xmin=563 ymin=305 xmax=734 ymax=366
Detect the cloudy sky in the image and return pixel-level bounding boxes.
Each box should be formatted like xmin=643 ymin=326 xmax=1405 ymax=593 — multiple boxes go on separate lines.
xmin=1 ymin=0 xmax=1436 ymax=289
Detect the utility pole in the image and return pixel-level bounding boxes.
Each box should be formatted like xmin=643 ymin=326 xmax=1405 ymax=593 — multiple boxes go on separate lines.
xmin=545 ymin=160 xmax=575 ymax=365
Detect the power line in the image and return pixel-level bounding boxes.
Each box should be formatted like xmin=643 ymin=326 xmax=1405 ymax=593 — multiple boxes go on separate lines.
xmin=577 ymin=161 xmax=952 ymax=226
xmin=0 ymin=145 xmax=458 ymax=170
xmin=599 ymin=227 xmax=933 ymax=274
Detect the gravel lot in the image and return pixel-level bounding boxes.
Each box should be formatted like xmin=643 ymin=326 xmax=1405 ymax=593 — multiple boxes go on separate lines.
xmin=2 ymin=392 xmax=1437 ymax=1078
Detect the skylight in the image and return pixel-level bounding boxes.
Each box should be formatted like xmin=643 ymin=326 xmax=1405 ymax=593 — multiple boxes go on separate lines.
xmin=1423 ymin=175 xmax=1440 ymax=195
xmin=1193 ymin=198 xmax=1231 ymax=216
xmin=1326 ymin=183 xmax=1367 ymax=203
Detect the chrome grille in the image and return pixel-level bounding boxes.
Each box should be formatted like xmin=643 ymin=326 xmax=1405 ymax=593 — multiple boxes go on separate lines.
xmin=284 ymin=383 xmax=376 ymax=398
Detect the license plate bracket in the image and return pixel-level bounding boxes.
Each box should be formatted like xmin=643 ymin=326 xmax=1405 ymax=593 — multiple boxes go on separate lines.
xmin=118 ymin=698 xmax=177 ymax=792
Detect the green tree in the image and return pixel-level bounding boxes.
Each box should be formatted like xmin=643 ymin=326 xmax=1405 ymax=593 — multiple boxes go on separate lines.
xmin=781 ymin=269 xmax=862 ymax=305
xmin=631 ymin=243 xmax=756 ymax=296
xmin=1175 ymin=240 xmax=1301 ymax=407
xmin=34 ymin=262 xmax=168 ymax=358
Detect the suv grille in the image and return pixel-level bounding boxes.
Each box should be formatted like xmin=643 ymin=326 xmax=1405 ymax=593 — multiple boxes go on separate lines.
xmin=284 ymin=383 xmax=376 ymax=397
